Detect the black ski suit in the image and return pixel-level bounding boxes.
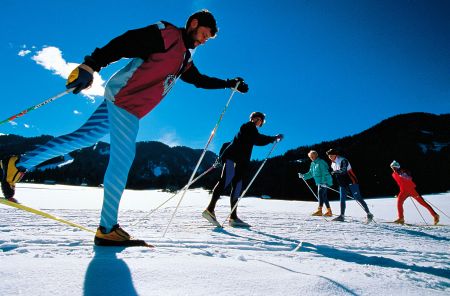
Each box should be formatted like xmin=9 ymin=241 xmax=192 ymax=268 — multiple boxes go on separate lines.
xmin=208 ymin=121 xmax=276 ymax=218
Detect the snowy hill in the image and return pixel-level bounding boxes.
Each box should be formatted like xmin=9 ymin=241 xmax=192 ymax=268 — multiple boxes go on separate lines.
xmin=1 ymin=112 xmax=449 ymax=198
xmin=0 ymin=184 xmax=449 ymax=295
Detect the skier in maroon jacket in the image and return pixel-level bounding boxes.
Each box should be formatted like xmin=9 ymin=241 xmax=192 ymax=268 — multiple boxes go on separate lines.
xmin=202 ymin=112 xmax=283 ymax=227
xmin=2 ymin=10 xmax=249 ymax=246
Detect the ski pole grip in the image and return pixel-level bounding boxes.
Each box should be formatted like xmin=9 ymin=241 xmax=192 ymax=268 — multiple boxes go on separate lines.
xmin=232 ymin=81 xmax=241 ymax=92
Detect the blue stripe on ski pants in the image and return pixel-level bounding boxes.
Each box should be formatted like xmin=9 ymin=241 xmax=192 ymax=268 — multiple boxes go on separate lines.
xmin=18 ymin=100 xmax=139 ymax=232
xmin=209 ymin=159 xmax=243 ymax=218
xmin=99 ymin=101 xmax=138 ymax=231
xmin=18 ymin=100 xmax=110 ymax=169
xmin=223 ymin=159 xmax=243 ymax=199
xmin=339 ymin=184 xmax=370 ymax=215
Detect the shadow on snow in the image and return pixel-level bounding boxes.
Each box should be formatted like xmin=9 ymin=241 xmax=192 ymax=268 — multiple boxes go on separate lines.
xmin=300 ymin=242 xmax=450 ymax=280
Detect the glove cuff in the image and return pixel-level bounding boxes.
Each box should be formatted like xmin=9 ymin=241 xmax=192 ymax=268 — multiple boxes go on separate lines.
xmin=79 ymin=64 xmax=94 ymax=74
xmin=83 ymin=56 xmax=100 ymax=72
xmin=226 ymin=79 xmax=235 ymax=88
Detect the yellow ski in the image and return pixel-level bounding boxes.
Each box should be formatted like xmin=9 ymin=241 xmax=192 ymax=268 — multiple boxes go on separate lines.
xmin=0 ymin=198 xmax=95 ymax=233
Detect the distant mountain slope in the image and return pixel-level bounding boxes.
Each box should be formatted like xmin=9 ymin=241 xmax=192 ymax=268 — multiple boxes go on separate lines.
xmin=1 ymin=113 xmax=449 ymax=199
xmin=250 ymin=112 xmax=450 ymax=199
xmin=0 ymin=137 xmax=218 ymax=190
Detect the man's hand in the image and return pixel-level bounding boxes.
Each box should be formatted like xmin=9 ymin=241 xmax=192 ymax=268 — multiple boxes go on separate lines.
xmin=227 ymin=77 xmax=249 ymax=93
xmin=66 ymin=64 xmax=94 ymax=94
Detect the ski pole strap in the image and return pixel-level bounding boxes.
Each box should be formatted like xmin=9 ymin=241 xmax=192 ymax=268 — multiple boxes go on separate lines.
xmin=0 ymin=89 xmax=74 ymax=126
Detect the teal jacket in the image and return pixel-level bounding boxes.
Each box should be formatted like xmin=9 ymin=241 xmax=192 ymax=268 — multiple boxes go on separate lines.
xmin=303 ymin=158 xmax=333 ymax=186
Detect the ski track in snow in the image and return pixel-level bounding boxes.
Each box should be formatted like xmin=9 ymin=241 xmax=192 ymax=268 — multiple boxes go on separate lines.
xmin=0 ymin=184 xmax=449 ymax=295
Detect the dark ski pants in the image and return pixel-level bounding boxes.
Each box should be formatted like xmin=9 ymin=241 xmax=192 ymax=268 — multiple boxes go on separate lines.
xmin=207 ymin=159 xmax=243 ymax=219
xmin=317 ymin=185 xmax=330 ymax=208
xmin=339 ymin=184 xmax=370 ymax=215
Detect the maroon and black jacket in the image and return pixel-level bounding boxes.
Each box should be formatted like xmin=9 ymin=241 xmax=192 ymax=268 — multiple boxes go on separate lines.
xmin=83 ymin=21 xmax=229 ymax=118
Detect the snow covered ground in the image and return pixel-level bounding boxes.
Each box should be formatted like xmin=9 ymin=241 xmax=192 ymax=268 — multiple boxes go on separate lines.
xmin=0 ymin=184 xmax=449 ymax=296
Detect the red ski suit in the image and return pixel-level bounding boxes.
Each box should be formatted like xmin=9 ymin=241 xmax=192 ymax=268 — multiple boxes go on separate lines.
xmin=392 ymin=171 xmax=436 ymax=219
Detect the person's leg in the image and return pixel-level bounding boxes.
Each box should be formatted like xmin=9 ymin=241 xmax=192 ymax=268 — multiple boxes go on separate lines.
xmin=207 ymin=159 xmax=235 ymax=213
xmin=396 ymin=192 xmax=408 ymax=220
xmin=99 ymin=101 xmax=139 ymax=232
xmin=410 ymin=190 xmax=437 ymax=217
xmin=349 ymin=184 xmax=370 ymax=214
xmin=322 ymin=186 xmax=331 ymax=209
xmin=18 ymin=100 xmax=109 ymax=170
xmin=230 ymin=164 xmax=244 ymax=220
xmin=339 ymin=186 xmax=347 ymax=216
xmin=2 ymin=101 xmax=109 ymax=201
xmin=320 ymin=186 xmax=332 ymax=216
xmin=229 ymin=180 xmax=243 ymax=219
xmin=311 ymin=185 xmax=325 ymax=216
xmin=317 ymin=185 xmax=325 ymax=208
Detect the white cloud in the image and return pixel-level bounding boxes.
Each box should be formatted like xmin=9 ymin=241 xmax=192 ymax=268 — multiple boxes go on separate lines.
xmin=24 ymin=124 xmax=30 ymax=128
xmin=158 ymin=131 xmax=181 ymax=147
xmin=73 ymin=110 xmax=82 ymax=115
xmin=9 ymin=121 xmax=18 ymax=126
xmin=18 ymin=50 xmax=31 ymax=57
xmin=29 ymin=46 xmax=105 ymax=100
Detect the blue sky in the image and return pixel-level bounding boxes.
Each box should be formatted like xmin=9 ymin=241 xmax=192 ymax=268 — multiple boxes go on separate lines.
xmin=1 ymin=0 xmax=449 ymax=160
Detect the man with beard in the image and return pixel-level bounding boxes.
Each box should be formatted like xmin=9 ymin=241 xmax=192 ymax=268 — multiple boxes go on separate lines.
xmin=1 ymin=10 xmax=248 ymax=246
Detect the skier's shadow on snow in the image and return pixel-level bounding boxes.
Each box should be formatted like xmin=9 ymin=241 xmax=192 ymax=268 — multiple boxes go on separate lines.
xmin=300 ymin=242 xmax=450 ymax=279
xmin=376 ymin=224 xmax=450 ymax=242
xmin=83 ymin=246 xmax=138 ymax=296
xmin=213 ymin=227 xmax=300 ymax=249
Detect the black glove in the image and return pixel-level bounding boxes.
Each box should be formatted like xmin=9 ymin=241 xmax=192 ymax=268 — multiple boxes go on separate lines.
xmin=66 ymin=64 xmax=94 ymax=94
xmin=227 ymin=77 xmax=249 ymax=93
xmin=274 ymin=134 xmax=284 ymax=142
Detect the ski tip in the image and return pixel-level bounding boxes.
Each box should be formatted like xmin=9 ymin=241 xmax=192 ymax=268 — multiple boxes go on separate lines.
xmin=94 ymin=237 xmax=154 ymax=248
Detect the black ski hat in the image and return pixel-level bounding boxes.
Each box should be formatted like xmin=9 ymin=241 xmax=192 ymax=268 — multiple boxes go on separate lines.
xmin=250 ymin=111 xmax=266 ymax=126
xmin=326 ymin=148 xmax=339 ymax=156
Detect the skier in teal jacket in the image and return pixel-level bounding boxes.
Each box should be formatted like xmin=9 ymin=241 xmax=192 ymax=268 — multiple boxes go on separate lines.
xmin=299 ymin=150 xmax=333 ymax=217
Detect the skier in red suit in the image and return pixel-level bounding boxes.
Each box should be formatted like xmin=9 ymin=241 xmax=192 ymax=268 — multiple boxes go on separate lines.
xmin=390 ymin=161 xmax=439 ymax=225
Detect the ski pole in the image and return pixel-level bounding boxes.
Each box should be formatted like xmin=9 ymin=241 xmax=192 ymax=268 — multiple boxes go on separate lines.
xmin=130 ymin=162 xmax=218 ymax=228
xmin=0 ymin=88 xmax=74 ymax=126
xmin=221 ymin=141 xmax=278 ymax=227
xmin=162 ymin=83 xmax=241 ymax=237
xmin=323 ymin=184 xmax=375 ymax=222
xmin=300 ymin=176 xmax=320 ymax=202
xmin=422 ymin=198 xmax=450 ymax=219
xmin=409 ymin=197 xmax=428 ymax=225
xmin=300 ymin=178 xmax=330 ymax=221
xmin=324 ymin=184 xmax=363 ymax=204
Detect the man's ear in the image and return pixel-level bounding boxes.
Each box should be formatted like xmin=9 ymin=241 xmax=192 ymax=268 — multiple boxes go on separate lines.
xmin=188 ymin=19 xmax=199 ymax=30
